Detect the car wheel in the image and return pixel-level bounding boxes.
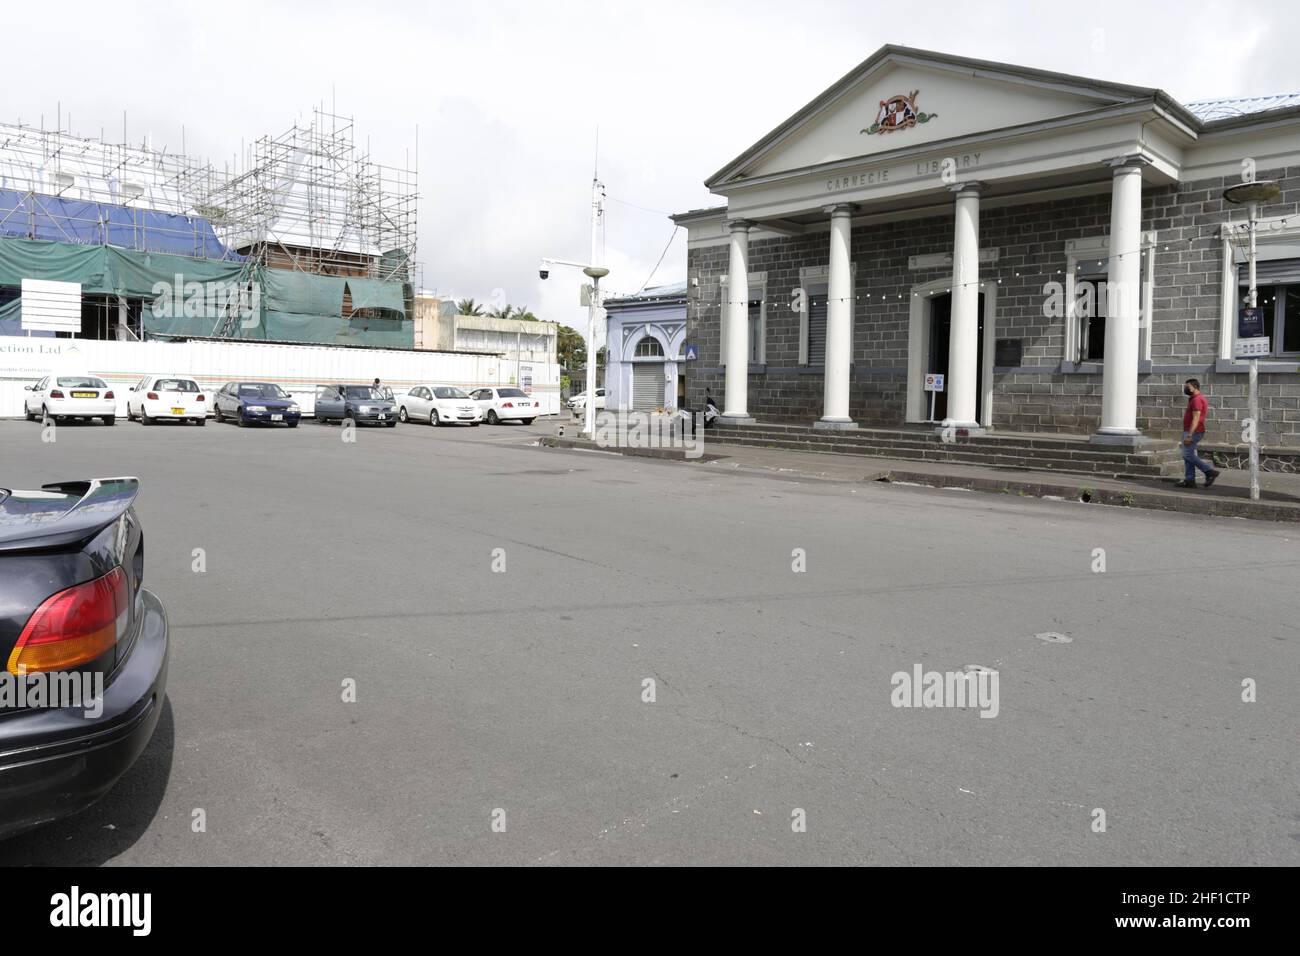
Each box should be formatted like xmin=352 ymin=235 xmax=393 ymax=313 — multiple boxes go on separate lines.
xmin=25 ymin=404 xmax=36 ymax=422
xmin=287 ymin=420 xmax=299 ymax=428
xmin=399 ymin=406 xmax=409 ymax=423
xmin=522 ymin=418 xmax=535 ymax=425
xmin=214 ymin=406 xmax=224 ymax=423
xmin=486 ymin=410 xmax=499 ymax=425
xmin=140 ymin=407 xmax=153 ymax=425
xmin=431 ymin=410 xmax=441 ymax=426
xmin=126 ymin=405 xmax=135 ymax=422
xmin=196 ymin=416 xmax=206 ymax=427
xmin=237 ymin=410 xmax=247 ymax=427
xmin=471 ymin=421 xmax=480 ymax=427
xmin=103 ymin=415 xmax=115 ymax=426
xmin=40 ymin=405 xmax=51 ymax=423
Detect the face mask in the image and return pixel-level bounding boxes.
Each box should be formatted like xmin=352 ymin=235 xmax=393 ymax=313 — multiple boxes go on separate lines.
xmin=1184 ymin=388 xmax=1193 ymax=396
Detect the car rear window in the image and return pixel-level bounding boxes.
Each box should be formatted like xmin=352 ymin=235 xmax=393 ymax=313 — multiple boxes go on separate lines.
xmin=156 ymin=379 xmax=199 ymax=392
xmin=57 ymin=377 xmax=107 ymax=388
xmin=498 ymin=388 xmax=527 ymax=398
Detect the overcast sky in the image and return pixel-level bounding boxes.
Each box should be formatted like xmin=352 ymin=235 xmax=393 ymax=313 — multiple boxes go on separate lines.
xmin=3 ymin=0 xmax=1296 ymax=332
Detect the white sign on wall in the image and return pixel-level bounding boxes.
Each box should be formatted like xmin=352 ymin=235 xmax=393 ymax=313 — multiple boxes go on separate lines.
xmin=924 ymin=372 xmax=945 ymax=392
xmin=1234 ymin=337 xmax=1270 ymax=358
xmin=21 ymin=279 xmax=81 ymax=333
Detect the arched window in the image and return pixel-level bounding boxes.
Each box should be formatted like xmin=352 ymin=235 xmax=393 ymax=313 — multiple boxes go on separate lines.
xmin=633 ymin=336 xmax=664 ymax=357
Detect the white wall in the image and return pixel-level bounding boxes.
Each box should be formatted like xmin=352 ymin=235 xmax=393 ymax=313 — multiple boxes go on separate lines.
xmin=0 ymin=336 xmax=561 ymax=417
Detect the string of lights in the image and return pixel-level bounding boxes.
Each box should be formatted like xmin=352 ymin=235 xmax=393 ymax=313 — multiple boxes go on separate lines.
xmin=700 ymin=207 xmax=1296 ymax=307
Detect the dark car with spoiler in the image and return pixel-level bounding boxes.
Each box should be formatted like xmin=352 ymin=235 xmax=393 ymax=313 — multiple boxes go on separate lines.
xmin=0 ymin=477 xmax=169 ymax=840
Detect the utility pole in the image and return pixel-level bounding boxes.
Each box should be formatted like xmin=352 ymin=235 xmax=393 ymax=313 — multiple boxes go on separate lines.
xmin=1223 ymin=179 xmax=1281 ymax=501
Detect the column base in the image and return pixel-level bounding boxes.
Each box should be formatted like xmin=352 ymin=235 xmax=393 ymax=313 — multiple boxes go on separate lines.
xmin=936 ymin=421 xmax=986 ymax=438
xmin=813 ymin=418 xmax=859 ymax=431
xmin=717 ymin=414 xmax=758 ymax=426
xmin=1089 ymin=430 xmax=1154 ymax=447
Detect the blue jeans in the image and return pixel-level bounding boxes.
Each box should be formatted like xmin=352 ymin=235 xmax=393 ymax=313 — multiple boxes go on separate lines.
xmin=1182 ymin=432 xmax=1214 ymax=482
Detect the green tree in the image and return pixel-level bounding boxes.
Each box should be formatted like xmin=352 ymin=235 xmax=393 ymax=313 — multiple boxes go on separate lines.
xmin=456 ymin=298 xmax=485 ymax=316
xmin=556 ymin=324 xmax=585 ymax=370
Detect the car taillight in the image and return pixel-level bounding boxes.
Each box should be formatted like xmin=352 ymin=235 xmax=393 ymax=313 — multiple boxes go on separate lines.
xmin=105 ymin=390 xmax=115 ymax=400
xmin=196 ymin=394 xmax=205 ymax=402
xmin=50 ymin=389 xmax=65 ymax=398
xmin=6 ymin=567 xmax=128 ymax=675
xmin=147 ymin=392 xmax=159 ymax=401
xmin=502 ymin=402 xmax=513 ymax=408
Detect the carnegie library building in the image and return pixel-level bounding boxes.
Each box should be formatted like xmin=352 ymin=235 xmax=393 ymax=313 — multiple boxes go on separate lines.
xmin=673 ymin=45 xmax=1300 ymax=462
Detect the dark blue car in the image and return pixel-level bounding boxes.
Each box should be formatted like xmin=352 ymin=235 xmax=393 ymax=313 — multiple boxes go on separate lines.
xmin=213 ymin=381 xmax=302 ymax=427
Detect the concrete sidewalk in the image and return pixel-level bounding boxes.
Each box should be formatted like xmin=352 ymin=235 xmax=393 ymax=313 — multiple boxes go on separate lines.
xmin=538 ymin=434 xmax=1300 ymax=523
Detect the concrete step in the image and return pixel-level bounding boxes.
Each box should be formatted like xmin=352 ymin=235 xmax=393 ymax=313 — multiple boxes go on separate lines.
xmin=705 ymin=428 xmax=1181 ymax=477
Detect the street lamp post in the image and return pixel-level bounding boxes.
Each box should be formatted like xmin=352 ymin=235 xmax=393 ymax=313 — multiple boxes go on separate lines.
xmin=1223 ymin=180 xmax=1282 ymax=501
xmin=582 ymin=265 xmax=609 ymax=437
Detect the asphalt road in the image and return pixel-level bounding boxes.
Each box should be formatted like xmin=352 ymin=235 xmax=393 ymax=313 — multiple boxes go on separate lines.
xmin=0 ymin=414 xmax=1296 ymax=865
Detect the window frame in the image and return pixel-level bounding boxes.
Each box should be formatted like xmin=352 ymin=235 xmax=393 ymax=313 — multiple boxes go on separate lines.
xmin=1063 ymin=232 xmax=1155 ymax=367
xmin=719 ymin=271 xmax=766 ymax=365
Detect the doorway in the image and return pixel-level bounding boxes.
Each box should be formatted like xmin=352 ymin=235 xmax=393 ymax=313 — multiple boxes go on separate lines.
xmin=927 ymin=292 xmax=984 ymax=422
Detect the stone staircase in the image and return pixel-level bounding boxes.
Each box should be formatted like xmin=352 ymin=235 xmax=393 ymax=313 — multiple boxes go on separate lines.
xmin=709 ymin=422 xmax=1185 ymax=479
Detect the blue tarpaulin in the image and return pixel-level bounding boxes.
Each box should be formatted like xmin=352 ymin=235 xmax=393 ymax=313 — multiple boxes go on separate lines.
xmin=0 ymin=188 xmax=239 ymax=260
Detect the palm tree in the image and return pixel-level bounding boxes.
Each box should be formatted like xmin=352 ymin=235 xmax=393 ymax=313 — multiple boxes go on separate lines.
xmin=456 ymin=298 xmax=486 ymax=316
xmin=487 ymin=303 xmax=516 ymax=319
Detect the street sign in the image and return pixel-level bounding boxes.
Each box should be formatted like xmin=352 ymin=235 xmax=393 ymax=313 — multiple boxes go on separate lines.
xmin=1235 ymin=337 xmax=1271 ymax=358
xmin=924 ymin=372 xmax=945 ymax=392
xmin=683 ymin=343 xmax=699 ymax=362
xmin=1238 ymin=307 xmax=1266 ymax=339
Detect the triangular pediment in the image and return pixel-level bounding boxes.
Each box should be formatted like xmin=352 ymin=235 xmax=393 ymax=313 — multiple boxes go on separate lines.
xmin=709 ymin=46 xmax=1160 ymax=186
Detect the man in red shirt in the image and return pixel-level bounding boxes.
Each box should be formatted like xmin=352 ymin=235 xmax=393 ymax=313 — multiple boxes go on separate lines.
xmin=1176 ymin=378 xmax=1221 ymax=489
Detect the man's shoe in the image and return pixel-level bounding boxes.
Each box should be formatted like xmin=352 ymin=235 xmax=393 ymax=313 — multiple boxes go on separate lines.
xmin=1174 ymin=480 xmax=1198 ymax=489
xmin=1204 ymin=469 xmax=1221 ymax=487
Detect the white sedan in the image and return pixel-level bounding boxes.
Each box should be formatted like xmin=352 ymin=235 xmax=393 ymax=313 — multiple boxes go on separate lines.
xmin=24 ymin=375 xmax=117 ymax=425
xmin=126 ymin=375 xmax=208 ymax=426
xmin=398 ymin=384 xmax=482 ymax=426
xmin=570 ymin=387 xmax=606 ymax=416
xmin=469 ymin=386 xmax=543 ymax=425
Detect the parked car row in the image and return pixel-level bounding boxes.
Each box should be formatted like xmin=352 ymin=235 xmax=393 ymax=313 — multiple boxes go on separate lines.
xmin=22 ymin=375 xmax=548 ymax=428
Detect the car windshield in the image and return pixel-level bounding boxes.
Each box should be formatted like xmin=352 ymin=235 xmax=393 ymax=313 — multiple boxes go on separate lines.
xmin=498 ymin=388 xmax=527 ymax=398
xmin=344 ymin=386 xmax=385 ymax=400
xmin=56 ymin=377 xmax=106 ymax=388
xmin=434 ymin=387 xmax=470 ymax=399
xmin=156 ymin=379 xmax=199 ymax=392
xmin=238 ymin=384 xmax=286 ymax=399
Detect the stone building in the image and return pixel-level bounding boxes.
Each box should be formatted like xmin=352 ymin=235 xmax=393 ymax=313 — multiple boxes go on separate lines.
xmin=673 ymin=46 xmax=1300 ymax=451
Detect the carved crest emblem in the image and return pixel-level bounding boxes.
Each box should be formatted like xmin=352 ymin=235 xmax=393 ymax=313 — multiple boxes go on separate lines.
xmin=861 ymin=90 xmax=935 ymax=135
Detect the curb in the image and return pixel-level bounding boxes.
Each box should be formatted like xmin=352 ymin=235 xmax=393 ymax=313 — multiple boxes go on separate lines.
xmin=878 ymin=471 xmax=1300 ymax=523
xmin=537 ymin=435 xmax=1300 ymax=523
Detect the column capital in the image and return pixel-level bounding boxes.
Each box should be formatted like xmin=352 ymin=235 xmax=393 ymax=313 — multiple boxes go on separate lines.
xmin=1108 ymin=154 xmax=1151 ymax=174
xmin=726 ymin=218 xmax=755 ymax=233
xmin=948 ymin=181 xmax=985 ymax=196
xmin=822 ymin=202 xmax=858 ymax=218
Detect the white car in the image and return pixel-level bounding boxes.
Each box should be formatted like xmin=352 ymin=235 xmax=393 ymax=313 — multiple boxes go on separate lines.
xmin=570 ymin=387 xmax=606 ymax=416
xmin=398 ymin=384 xmax=482 ymax=426
xmin=24 ymin=375 xmax=117 ymax=425
xmin=469 ymin=386 xmax=542 ymax=425
xmin=126 ymin=375 xmax=208 ymax=426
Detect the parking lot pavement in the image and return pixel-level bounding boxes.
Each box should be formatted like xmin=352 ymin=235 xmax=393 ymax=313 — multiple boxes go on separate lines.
xmin=0 ymin=416 xmax=1297 ymax=866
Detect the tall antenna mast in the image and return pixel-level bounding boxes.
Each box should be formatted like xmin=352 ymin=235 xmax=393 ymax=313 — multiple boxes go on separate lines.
xmin=589 ymin=126 xmax=605 ymax=268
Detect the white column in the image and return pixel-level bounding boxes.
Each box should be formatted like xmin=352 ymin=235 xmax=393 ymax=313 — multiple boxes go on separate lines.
xmin=721 ymin=219 xmax=755 ymax=422
xmin=817 ymin=203 xmax=857 ymax=429
xmin=943 ymin=182 xmax=983 ymax=432
xmin=1094 ymin=156 xmax=1146 ymax=443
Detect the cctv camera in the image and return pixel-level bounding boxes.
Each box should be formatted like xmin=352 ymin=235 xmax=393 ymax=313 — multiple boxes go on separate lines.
xmin=539 ymin=269 xmax=549 ymax=280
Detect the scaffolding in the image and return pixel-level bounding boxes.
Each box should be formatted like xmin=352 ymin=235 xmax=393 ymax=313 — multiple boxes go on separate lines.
xmin=198 ymin=108 xmax=418 ymax=283
xmin=0 ymin=119 xmax=224 ymax=255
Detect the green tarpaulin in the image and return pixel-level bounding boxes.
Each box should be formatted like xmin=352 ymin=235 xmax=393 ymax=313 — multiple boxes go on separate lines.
xmin=2 ymin=236 xmax=414 ymax=349
xmin=264 ymin=270 xmax=345 ymax=317
xmin=345 ymin=277 xmax=406 ymax=315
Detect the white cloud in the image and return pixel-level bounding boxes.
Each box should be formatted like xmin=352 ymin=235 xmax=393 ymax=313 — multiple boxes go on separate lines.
xmin=2 ymin=0 xmax=1295 ymax=337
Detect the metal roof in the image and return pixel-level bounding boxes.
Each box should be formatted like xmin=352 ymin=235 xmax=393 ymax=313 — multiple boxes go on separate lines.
xmin=1183 ymin=93 xmax=1300 ymax=121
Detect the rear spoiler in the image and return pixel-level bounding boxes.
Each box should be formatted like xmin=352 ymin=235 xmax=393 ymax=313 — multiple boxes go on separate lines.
xmin=0 ymin=477 xmax=140 ymax=552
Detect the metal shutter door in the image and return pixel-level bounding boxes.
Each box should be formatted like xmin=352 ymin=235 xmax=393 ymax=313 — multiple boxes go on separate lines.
xmin=632 ymin=363 xmax=663 ymax=410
